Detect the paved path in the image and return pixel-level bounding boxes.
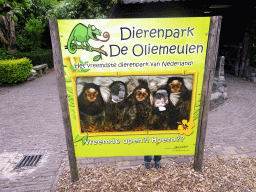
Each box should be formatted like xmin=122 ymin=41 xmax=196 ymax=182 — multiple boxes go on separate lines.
xmin=0 ymin=71 xmax=67 ymax=191
xmin=205 ymin=74 xmax=256 ymax=158
xmin=0 ymin=71 xmax=255 ymax=191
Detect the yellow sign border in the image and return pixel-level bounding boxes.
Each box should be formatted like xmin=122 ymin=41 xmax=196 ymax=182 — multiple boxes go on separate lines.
xmin=57 ymin=17 xmax=211 ymax=157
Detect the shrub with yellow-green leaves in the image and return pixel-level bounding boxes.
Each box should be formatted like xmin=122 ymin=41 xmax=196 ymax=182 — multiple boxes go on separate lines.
xmin=0 ymin=58 xmax=33 ymax=85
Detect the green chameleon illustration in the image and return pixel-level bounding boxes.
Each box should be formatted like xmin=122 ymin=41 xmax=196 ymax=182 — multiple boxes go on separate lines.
xmin=67 ymin=23 xmax=110 ymax=56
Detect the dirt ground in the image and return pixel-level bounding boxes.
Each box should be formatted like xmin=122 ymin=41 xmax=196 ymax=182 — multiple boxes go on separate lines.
xmin=56 ymin=156 xmax=256 ymax=191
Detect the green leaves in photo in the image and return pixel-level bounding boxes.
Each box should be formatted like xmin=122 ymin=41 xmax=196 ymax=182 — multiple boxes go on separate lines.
xmin=77 ymin=60 xmax=90 ymax=73
xmin=79 ymin=59 xmax=88 ymax=64
xmin=65 ymin=76 xmax=71 ymax=82
xmin=66 ymin=86 xmax=76 ymax=118
xmin=66 ymin=86 xmax=73 ymax=94
xmin=68 ymin=94 xmax=74 ymax=105
xmin=193 ymin=99 xmax=201 ymax=121
xmin=70 ymin=66 xmax=76 ymax=72
xmin=78 ymin=68 xmax=90 ymax=72
xmin=93 ymin=54 xmax=102 ymax=61
xmin=74 ymin=134 xmax=88 ymax=145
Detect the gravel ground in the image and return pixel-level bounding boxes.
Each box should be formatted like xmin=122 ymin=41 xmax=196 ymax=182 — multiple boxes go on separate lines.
xmin=56 ymin=156 xmax=256 ymax=191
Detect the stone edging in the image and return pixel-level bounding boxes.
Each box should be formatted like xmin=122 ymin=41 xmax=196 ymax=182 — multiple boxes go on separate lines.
xmin=27 ymin=64 xmax=49 ymax=81
xmin=210 ymin=76 xmax=228 ymax=110
xmin=210 ymin=56 xmax=228 ymax=110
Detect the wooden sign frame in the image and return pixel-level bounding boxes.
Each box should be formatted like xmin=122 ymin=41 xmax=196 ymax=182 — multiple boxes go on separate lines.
xmin=193 ymin=16 xmax=222 ymax=171
xmin=49 ymin=16 xmax=221 ymax=182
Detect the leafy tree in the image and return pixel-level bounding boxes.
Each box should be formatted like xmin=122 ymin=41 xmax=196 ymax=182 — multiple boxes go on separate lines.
xmin=0 ymin=0 xmax=28 ymax=17
xmin=14 ymin=0 xmax=116 ymax=50
xmin=44 ymin=0 xmax=116 ymax=48
xmin=17 ymin=14 xmax=45 ymax=51
xmin=14 ymin=0 xmax=54 ymax=49
xmin=46 ymin=0 xmax=83 ymax=19
xmin=46 ymin=0 xmax=116 ymax=19
xmin=86 ymin=0 xmax=116 ymax=19
xmin=0 ymin=0 xmax=29 ymax=52
xmin=1 ymin=0 xmax=116 ymax=53
xmin=14 ymin=0 xmax=53 ymax=28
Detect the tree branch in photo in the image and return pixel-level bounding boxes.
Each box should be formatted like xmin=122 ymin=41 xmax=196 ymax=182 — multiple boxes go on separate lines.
xmin=64 ymin=45 xmax=108 ymax=57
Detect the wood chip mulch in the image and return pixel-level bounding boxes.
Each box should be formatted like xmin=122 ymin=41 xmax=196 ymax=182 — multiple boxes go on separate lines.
xmin=56 ymin=156 xmax=256 ymax=191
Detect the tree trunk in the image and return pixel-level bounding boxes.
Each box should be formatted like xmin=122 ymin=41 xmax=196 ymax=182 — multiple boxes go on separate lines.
xmin=0 ymin=4 xmax=17 ymax=53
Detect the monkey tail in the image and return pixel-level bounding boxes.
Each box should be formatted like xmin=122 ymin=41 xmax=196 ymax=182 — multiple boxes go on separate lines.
xmin=67 ymin=29 xmax=77 ymax=54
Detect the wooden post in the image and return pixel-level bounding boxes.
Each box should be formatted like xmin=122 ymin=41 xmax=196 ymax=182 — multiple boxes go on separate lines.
xmin=239 ymin=32 xmax=250 ymax=77
xmin=49 ymin=19 xmax=79 ymax=182
xmin=235 ymin=43 xmax=242 ymax=77
xmin=244 ymin=57 xmax=251 ymax=80
xmin=194 ymin=16 xmax=222 ymax=172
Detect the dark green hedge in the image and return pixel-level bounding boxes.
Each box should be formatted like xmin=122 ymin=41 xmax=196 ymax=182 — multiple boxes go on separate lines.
xmin=0 ymin=49 xmax=54 ymax=68
xmin=14 ymin=49 xmax=54 ymax=68
xmin=0 ymin=58 xmax=33 ymax=85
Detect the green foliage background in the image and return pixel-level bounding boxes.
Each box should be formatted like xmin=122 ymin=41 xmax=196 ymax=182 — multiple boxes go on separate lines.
xmin=0 ymin=48 xmax=53 ymax=68
xmin=16 ymin=14 xmax=45 ymax=51
xmin=0 ymin=0 xmax=116 ymax=70
xmin=13 ymin=0 xmax=116 ymax=51
xmin=0 ymin=57 xmax=33 ymax=84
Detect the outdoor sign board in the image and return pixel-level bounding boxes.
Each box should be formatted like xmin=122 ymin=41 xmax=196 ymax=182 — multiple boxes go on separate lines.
xmin=56 ymin=17 xmax=211 ymax=158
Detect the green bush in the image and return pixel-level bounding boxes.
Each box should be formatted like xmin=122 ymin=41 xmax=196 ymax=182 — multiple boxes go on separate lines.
xmin=0 ymin=48 xmax=16 ymax=60
xmin=0 ymin=58 xmax=33 ymax=85
xmin=16 ymin=14 xmax=45 ymax=52
xmin=0 ymin=48 xmax=54 ymax=68
xmin=14 ymin=49 xmax=54 ymax=68
xmin=14 ymin=0 xmax=55 ymax=49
